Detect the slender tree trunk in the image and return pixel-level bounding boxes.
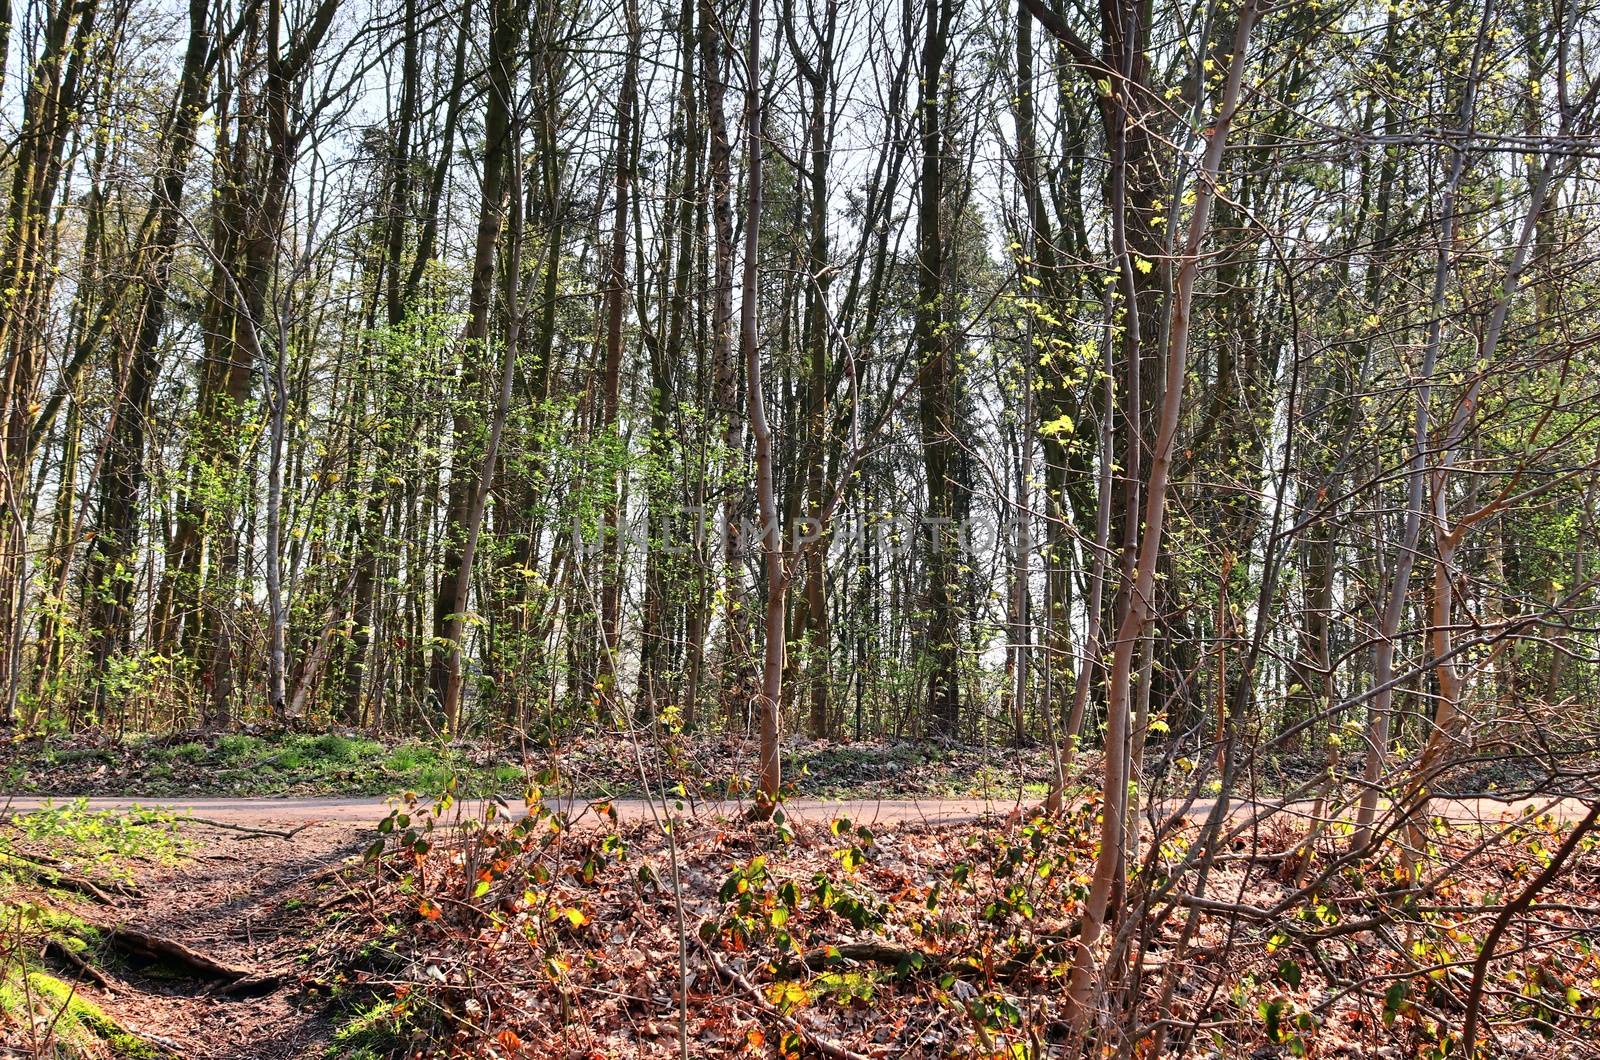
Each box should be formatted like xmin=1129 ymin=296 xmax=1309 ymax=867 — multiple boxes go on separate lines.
xmin=597 ymin=0 xmax=640 ymax=719
xmin=913 ymin=0 xmax=959 ymax=736
xmin=443 ymin=142 xmax=527 ymax=732
xmin=699 ymin=0 xmax=752 ymax=729
xmin=78 ymin=0 xmax=214 ymax=719
xmin=1352 ymin=4 xmax=1494 ymax=848
xmin=1062 ymin=0 xmax=1258 ymax=1030
xmin=746 ymin=0 xmax=785 ymax=815
xmin=431 ymin=0 xmax=519 ymax=720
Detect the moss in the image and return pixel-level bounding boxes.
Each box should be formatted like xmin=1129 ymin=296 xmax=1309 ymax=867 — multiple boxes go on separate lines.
xmin=1 ymin=968 xmax=160 ymax=1058
xmin=38 ymin=907 xmax=105 ymax=959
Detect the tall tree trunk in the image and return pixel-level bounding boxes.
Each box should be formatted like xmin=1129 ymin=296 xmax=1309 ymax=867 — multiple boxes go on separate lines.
xmin=597 ymin=0 xmax=640 ymax=720
xmin=0 ymin=0 xmax=102 ymax=717
xmin=442 ymin=137 xmax=528 ymax=732
xmin=343 ymin=0 xmax=436 ymax=723
xmin=79 ymin=0 xmax=214 ymax=721
xmin=431 ymin=0 xmax=519 ymax=722
xmin=785 ymin=0 xmax=837 ymax=740
xmin=699 ymin=0 xmax=752 ymax=730
xmin=913 ymin=0 xmax=959 ymax=736
xmin=640 ymin=0 xmax=699 ymax=722
xmin=746 ymin=0 xmax=785 ymax=815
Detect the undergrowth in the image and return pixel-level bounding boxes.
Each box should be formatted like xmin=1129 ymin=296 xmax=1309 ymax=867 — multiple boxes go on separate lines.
xmin=5 ymin=729 xmax=1071 ymax=802
xmin=6 ymin=802 xmax=186 ymax=883
xmin=315 ymin=788 xmax=1600 ymax=1059
xmin=6 ymin=730 xmax=515 ymax=799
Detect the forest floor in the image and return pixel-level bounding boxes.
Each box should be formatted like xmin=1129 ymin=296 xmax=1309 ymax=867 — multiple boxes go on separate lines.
xmin=0 ymin=802 xmax=373 ymax=1058
xmin=1 ymin=788 xmax=1596 ymax=1056
xmin=4 ymin=729 xmax=1593 ymax=1057
xmin=296 ymin=788 xmax=1600 ymax=1058
xmin=1 ymin=729 xmax=1069 ymax=803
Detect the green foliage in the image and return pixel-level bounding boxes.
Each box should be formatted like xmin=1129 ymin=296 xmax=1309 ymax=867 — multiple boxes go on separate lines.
xmin=9 ymin=801 xmax=186 ymax=877
xmin=329 ymin=999 xmax=413 ymax=1060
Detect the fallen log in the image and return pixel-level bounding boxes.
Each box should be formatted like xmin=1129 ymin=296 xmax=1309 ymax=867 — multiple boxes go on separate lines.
xmin=184 ymin=816 xmax=312 ymax=841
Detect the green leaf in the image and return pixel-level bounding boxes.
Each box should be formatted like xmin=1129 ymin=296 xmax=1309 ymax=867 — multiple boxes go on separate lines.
xmin=1383 ymin=981 xmax=1409 ymax=1028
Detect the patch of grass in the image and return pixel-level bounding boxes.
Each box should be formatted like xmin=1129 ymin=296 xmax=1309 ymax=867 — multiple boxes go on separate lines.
xmin=382 ymin=743 xmax=459 ymax=795
xmin=491 ymin=763 xmax=525 ymax=789
xmin=329 ymin=998 xmax=412 ymax=1059
xmin=45 ymin=749 xmax=107 ymax=768
xmin=308 ymin=732 xmax=375 ymax=762
xmin=171 ymin=742 xmax=208 ymax=763
xmin=213 ymin=733 xmax=261 ymax=761
xmin=273 ymin=748 xmax=306 ymax=771
xmin=381 ymin=743 xmax=436 ymax=774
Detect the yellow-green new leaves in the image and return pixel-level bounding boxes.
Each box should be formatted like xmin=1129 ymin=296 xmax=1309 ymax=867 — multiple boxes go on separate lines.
xmin=1039 ymin=414 xmax=1075 ymax=437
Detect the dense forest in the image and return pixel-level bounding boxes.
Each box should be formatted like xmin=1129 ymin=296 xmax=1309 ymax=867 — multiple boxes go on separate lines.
xmin=4 ymin=0 xmax=1599 ymax=799
xmin=1 ymin=0 xmax=1600 ymax=1053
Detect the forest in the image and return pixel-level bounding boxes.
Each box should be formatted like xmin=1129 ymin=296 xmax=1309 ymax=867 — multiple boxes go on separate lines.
xmin=1 ymin=0 xmax=1599 ymax=1054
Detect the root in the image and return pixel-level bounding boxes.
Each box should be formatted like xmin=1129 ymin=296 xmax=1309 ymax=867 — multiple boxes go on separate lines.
xmin=79 ymin=917 xmax=273 ymax=987
xmin=185 ymin=817 xmax=313 ymax=841
xmin=42 ymin=937 xmax=117 ymax=992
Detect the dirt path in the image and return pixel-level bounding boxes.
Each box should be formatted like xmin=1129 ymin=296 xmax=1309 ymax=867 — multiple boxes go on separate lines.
xmin=2 ymin=794 xmax=1023 ymax=828
xmin=5 ymin=791 xmax=1591 ymax=829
